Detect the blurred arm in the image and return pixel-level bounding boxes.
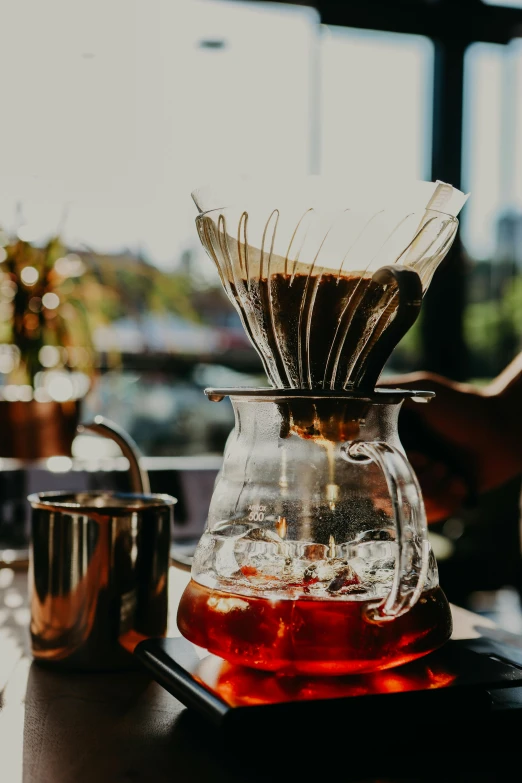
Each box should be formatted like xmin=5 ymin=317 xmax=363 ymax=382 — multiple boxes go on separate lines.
xmin=384 ymin=354 xmax=522 ymax=522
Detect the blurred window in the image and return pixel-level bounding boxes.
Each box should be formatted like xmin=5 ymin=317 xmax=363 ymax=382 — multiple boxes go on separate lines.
xmin=462 ymin=40 xmax=522 ymax=380
xmin=0 ymin=0 xmax=317 ymax=270
xmin=0 ymin=1 xmax=435 ymax=455
xmin=320 ymin=26 xmax=433 ymax=183
xmin=483 ymin=0 xmax=522 ymax=7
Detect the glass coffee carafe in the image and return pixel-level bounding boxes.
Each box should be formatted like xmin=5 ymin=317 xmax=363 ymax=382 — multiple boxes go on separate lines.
xmin=177 ymin=176 xmax=469 ymax=676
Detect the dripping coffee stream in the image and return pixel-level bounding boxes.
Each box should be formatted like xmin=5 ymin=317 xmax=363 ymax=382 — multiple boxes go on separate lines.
xmin=178 ymin=177 xmax=469 ymax=675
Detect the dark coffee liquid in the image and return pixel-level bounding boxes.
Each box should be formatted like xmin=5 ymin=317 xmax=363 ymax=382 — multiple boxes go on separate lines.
xmin=177 ymin=580 xmax=452 ymax=676
xmin=238 ymin=273 xmax=399 ymax=389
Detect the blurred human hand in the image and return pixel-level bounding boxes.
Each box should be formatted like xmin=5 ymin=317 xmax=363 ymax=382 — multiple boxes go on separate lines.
xmin=382 ymin=370 xmax=522 ymax=524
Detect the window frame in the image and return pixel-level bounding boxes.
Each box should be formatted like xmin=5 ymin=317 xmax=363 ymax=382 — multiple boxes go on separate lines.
xmin=242 ymin=0 xmax=522 ymax=379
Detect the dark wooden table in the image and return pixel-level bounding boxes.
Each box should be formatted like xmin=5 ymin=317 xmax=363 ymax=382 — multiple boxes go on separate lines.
xmin=2 ymin=565 xmax=522 ymax=783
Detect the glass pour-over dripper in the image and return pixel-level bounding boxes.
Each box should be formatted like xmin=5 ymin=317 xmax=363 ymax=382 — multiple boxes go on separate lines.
xmin=192 ymin=176 xmax=468 ymax=390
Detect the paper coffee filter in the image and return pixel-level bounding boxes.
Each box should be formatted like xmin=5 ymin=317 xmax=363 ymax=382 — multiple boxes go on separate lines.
xmin=193 ymin=176 xmax=468 ymax=281
xmin=192 ymin=175 xmax=469 ymax=220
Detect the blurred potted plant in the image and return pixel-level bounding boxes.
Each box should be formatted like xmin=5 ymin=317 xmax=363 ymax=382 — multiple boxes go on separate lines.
xmin=0 ymin=230 xmax=98 ymax=460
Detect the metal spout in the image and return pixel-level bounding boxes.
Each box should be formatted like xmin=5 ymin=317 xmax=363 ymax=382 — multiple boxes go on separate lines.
xmin=77 ymin=415 xmax=151 ymax=494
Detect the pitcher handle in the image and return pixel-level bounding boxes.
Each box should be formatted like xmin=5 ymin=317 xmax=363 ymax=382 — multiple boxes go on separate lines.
xmin=343 ymin=440 xmax=430 ymax=621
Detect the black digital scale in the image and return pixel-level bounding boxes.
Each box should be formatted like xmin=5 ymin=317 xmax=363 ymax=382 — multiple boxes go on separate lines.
xmin=134 ymin=634 xmax=522 ymax=728
xmin=132 ymin=633 xmax=522 ymax=779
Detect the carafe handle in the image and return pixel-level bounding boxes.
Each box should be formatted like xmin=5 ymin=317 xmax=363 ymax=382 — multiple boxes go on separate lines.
xmin=343 ymin=440 xmax=430 ymax=621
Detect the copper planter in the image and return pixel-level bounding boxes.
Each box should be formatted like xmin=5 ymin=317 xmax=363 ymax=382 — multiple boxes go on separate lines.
xmin=0 ymin=399 xmax=81 ymax=460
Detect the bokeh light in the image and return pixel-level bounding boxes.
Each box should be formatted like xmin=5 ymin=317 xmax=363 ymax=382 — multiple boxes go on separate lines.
xmin=38 ymin=345 xmax=61 ymax=368
xmin=46 ymin=456 xmax=73 ymax=472
xmin=47 ymin=374 xmax=74 ymax=402
xmin=42 ymin=292 xmax=60 ymax=309
xmin=20 ymin=266 xmax=39 ymax=286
